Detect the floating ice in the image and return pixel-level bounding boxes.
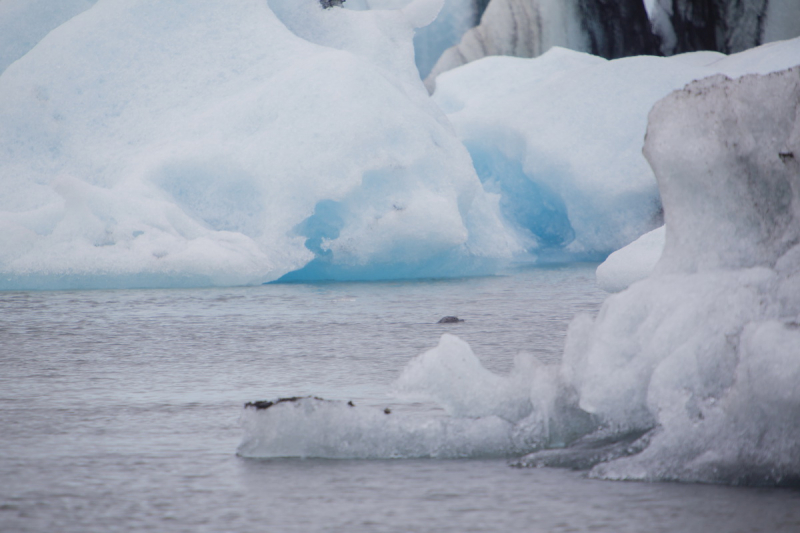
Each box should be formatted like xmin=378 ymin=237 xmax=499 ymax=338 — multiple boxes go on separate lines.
xmin=241 ymin=66 xmax=800 ymax=486
xmin=0 ymin=0 xmax=97 ymax=75
xmin=595 ymin=226 xmax=664 ymax=293
xmin=345 ymin=0 xmax=483 ymax=79
xmin=556 ymin=66 xmax=800 ymax=485
xmin=237 ymin=336 xmax=541 ymax=459
xmin=237 ymin=395 xmax=525 ymax=459
xmin=0 ymin=0 xmax=517 ymax=289
xmin=425 ymin=0 xmax=800 ymax=86
xmin=238 ymin=334 xmax=593 ymax=459
xmin=433 ymin=39 xmax=800 ymax=259
xmin=393 ymin=334 xmax=536 ymax=422
xmin=3 ymin=3 xmax=799 ymax=290
xmin=424 ymin=0 xmax=592 ymax=91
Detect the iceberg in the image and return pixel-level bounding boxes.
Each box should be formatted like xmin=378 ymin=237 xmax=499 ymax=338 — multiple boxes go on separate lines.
xmin=345 ymin=0 xmax=485 ymax=79
xmin=0 ymin=0 xmax=98 ymax=75
xmin=433 ymin=38 xmax=800 ymax=259
xmin=238 ymin=334 xmax=592 ymax=458
xmin=0 ymin=0 xmax=518 ymax=289
xmin=2 ymin=2 xmax=798 ymax=290
xmin=241 ymin=66 xmax=800 ymax=486
xmin=552 ymin=66 xmax=800 ymax=485
xmin=648 ymin=0 xmax=800 ymax=56
xmin=424 ymin=0 xmax=800 ymax=87
xmin=237 ymin=394 xmax=525 ymax=459
xmin=595 ymin=226 xmax=664 ymax=293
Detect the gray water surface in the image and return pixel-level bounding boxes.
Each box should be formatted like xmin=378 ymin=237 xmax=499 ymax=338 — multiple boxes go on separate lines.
xmin=2 ymin=264 xmax=798 ymax=532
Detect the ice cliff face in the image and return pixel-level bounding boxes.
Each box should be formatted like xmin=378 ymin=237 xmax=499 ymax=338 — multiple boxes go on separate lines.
xmin=561 ymin=66 xmax=800 ymax=484
xmin=426 ymin=0 xmax=800 ymax=90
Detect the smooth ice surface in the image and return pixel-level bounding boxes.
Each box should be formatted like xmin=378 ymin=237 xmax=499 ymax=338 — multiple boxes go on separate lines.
xmin=562 ymin=66 xmax=800 ymax=485
xmin=0 ymin=0 xmax=516 ymax=289
xmin=0 ymin=0 xmax=97 ymax=74
xmin=595 ymin=225 xmax=664 ymax=293
xmin=433 ymin=39 xmax=800 ymax=259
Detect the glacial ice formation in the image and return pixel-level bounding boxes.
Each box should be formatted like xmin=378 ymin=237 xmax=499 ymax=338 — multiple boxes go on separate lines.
xmin=649 ymin=0 xmax=800 ymax=56
xmin=346 ymin=0 xmax=486 ymax=79
xmin=595 ymin=226 xmax=664 ymax=293
xmin=432 ymin=38 xmax=800 ymax=258
xmin=424 ymin=0 xmax=591 ymax=91
xmin=0 ymin=0 xmax=517 ymax=289
xmin=0 ymin=0 xmax=97 ymax=75
xmin=550 ymin=66 xmax=800 ymax=484
xmin=238 ymin=334 xmax=593 ymax=458
xmin=424 ymin=0 xmax=800 ymax=88
xmin=2 ymin=1 xmax=799 ymax=290
xmin=241 ymin=67 xmax=800 ymax=485
xmin=237 ymin=394 xmax=526 ymax=459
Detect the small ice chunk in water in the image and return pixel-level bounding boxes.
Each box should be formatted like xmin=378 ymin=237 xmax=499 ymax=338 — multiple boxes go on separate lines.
xmin=237 ymin=395 xmax=524 ymax=459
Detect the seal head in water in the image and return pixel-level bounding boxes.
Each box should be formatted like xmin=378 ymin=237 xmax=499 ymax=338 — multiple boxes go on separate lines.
xmin=437 ymin=316 xmax=464 ymax=324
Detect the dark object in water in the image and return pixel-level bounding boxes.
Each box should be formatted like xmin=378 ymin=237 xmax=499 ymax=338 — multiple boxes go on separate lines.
xmin=437 ymin=316 xmax=464 ymax=324
xmin=384 ymin=407 xmax=392 ymax=414
xmin=320 ymin=0 xmax=345 ymax=8
xmin=244 ymin=396 xmax=324 ymax=410
xmin=348 ymin=401 xmax=355 ymax=407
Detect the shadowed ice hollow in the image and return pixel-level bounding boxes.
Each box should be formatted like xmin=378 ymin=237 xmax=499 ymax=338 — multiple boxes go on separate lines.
xmin=432 ymin=38 xmax=800 ymax=260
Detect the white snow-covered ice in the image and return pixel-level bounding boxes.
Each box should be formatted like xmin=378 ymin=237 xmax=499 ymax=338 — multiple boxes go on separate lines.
xmin=564 ymin=66 xmax=800 ymax=484
xmin=0 ymin=0 xmax=97 ymax=75
xmin=2 ymin=0 xmax=799 ymax=289
xmin=0 ymin=0 xmax=517 ymax=289
xmin=345 ymin=0 xmax=482 ymax=79
xmin=596 ymin=225 xmax=664 ymax=293
xmin=433 ymin=38 xmax=800 ymax=259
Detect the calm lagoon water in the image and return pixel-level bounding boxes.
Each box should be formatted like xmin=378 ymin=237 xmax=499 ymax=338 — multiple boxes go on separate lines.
xmin=2 ymin=264 xmax=799 ymax=532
